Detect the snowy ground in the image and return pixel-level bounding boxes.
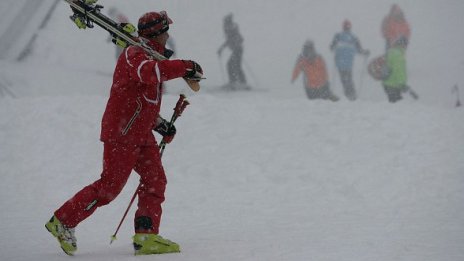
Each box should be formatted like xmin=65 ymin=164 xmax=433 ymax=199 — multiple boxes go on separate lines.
xmin=1 ymin=1 xmax=464 ymax=261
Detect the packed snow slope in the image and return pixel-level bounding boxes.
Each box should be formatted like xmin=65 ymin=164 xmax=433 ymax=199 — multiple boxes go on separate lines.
xmin=1 ymin=1 xmax=464 ymax=261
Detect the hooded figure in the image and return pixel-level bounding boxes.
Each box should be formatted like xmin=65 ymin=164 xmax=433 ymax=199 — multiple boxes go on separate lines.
xmin=382 ymin=4 xmax=410 ymax=49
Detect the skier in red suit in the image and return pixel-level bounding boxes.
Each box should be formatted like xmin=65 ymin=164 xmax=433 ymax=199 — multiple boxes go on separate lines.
xmin=46 ymin=10 xmax=203 ymax=256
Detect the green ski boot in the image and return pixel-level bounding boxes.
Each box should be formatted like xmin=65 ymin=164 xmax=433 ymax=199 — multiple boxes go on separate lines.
xmin=133 ymin=233 xmax=180 ymax=255
xmin=45 ymin=216 xmax=77 ymax=256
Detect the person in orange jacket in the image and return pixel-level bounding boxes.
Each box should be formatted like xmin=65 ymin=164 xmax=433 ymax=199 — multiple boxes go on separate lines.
xmin=382 ymin=4 xmax=410 ymax=50
xmin=46 ymin=10 xmax=203 ymax=256
xmin=291 ymin=40 xmax=338 ymax=101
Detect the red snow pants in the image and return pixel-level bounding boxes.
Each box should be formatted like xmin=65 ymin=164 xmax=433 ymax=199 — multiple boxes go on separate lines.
xmin=54 ymin=142 xmax=167 ymax=234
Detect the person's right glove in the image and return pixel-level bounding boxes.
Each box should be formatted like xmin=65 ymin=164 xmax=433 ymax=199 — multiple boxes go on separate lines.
xmin=183 ymin=60 xmax=204 ymax=82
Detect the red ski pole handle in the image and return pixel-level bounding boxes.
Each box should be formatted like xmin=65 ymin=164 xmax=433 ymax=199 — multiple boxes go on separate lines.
xmin=172 ymin=100 xmax=189 ymax=123
xmin=173 ymin=96 xmax=189 ymax=120
xmin=159 ymin=94 xmax=189 ymax=156
xmin=174 ymin=94 xmax=186 ymax=115
xmin=179 ymin=100 xmax=189 ymax=116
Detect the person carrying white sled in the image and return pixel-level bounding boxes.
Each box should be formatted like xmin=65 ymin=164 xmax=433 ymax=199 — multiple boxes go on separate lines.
xmin=382 ymin=36 xmax=410 ymax=103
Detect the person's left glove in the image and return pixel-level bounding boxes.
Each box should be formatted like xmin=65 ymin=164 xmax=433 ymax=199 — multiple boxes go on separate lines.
xmin=154 ymin=117 xmax=176 ymax=143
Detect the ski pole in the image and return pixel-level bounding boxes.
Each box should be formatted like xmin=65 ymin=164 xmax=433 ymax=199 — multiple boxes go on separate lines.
xmin=243 ymin=57 xmax=259 ymax=88
xmin=0 ymin=77 xmax=16 ymax=98
xmin=405 ymin=85 xmax=419 ymax=100
xmin=110 ymin=94 xmax=190 ymax=244
xmin=331 ymin=59 xmax=337 ymax=91
xmin=218 ymin=55 xmax=226 ymax=84
xmin=110 ymin=186 xmax=138 ymax=244
xmin=452 ymin=84 xmax=461 ymax=107
xmin=358 ymin=54 xmax=368 ymax=98
xmin=159 ymin=94 xmax=189 ymax=156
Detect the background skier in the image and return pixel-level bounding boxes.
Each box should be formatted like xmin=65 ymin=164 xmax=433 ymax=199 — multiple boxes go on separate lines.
xmin=330 ymin=19 xmax=369 ymax=100
xmin=217 ymin=13 xmax=248 ymax=90
xmin=382 ymin=4 xmax=410 ymax=50
xmin=46 ymin=10 xmax=204 ymax=256
xmin=291 ymin=40 xmax=338 ymax=101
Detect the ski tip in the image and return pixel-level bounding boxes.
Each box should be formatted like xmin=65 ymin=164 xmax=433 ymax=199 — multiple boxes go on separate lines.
xmin=185 ymin=79 xmax=201 ymax=92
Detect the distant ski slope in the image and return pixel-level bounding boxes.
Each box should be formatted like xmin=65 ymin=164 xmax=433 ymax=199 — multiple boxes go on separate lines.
xmin=0 ymin=0 xmax=57 ymax=60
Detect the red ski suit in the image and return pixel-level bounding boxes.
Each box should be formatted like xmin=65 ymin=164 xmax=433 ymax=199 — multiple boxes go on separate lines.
xmin=55 ymin=39 xmax=187 ymax=234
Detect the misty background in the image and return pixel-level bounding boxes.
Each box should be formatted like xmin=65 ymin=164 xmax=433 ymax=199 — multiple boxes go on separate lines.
xmin=1 ymin=1 xmax=463 ymax=261
xmin=2 ymin=0 xmax=464 ymax=106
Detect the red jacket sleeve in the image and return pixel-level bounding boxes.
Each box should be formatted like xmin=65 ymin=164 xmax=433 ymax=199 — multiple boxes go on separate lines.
xmin=157 ymin=60 xmax=188 ymax=82
xmin=123 ymin=46 xmax=187 ymax=85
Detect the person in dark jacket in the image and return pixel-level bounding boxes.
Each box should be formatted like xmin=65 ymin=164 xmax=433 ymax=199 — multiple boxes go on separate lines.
xmin=217 ymin=13 xmax=248 ymax=89
xmin=330 ymin=20 xmax=369 ymax=100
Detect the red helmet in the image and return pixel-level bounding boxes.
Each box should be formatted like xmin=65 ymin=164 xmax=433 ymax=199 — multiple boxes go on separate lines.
xmin=343 ymin=19 xmax=351 ymax=30
xmin=138 ymin=11 xmax=173 ymax=38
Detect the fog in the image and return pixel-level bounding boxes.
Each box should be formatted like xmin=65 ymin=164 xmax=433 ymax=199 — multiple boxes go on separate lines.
xmin=1 ymin=1 xmax=463 ymax=260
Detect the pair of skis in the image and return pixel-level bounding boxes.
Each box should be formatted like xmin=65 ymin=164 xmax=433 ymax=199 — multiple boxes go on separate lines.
xmin=62 ymin=0 xmax=200 ymax=91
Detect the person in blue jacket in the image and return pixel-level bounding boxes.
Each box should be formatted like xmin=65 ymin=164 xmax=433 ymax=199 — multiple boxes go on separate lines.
xmin=330 ymin=20 xmax=369 ymax=100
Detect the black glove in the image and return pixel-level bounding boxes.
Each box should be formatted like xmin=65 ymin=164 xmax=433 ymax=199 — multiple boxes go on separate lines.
xmin=183 ymin=60 xmax=204 ymax=81
xmin=154 ymin=117 xmax=176 ymax=143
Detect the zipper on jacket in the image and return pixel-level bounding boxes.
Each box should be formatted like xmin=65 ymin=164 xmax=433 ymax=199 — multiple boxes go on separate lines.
xmin=122 ymin=98 xmax=143 ymax=135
